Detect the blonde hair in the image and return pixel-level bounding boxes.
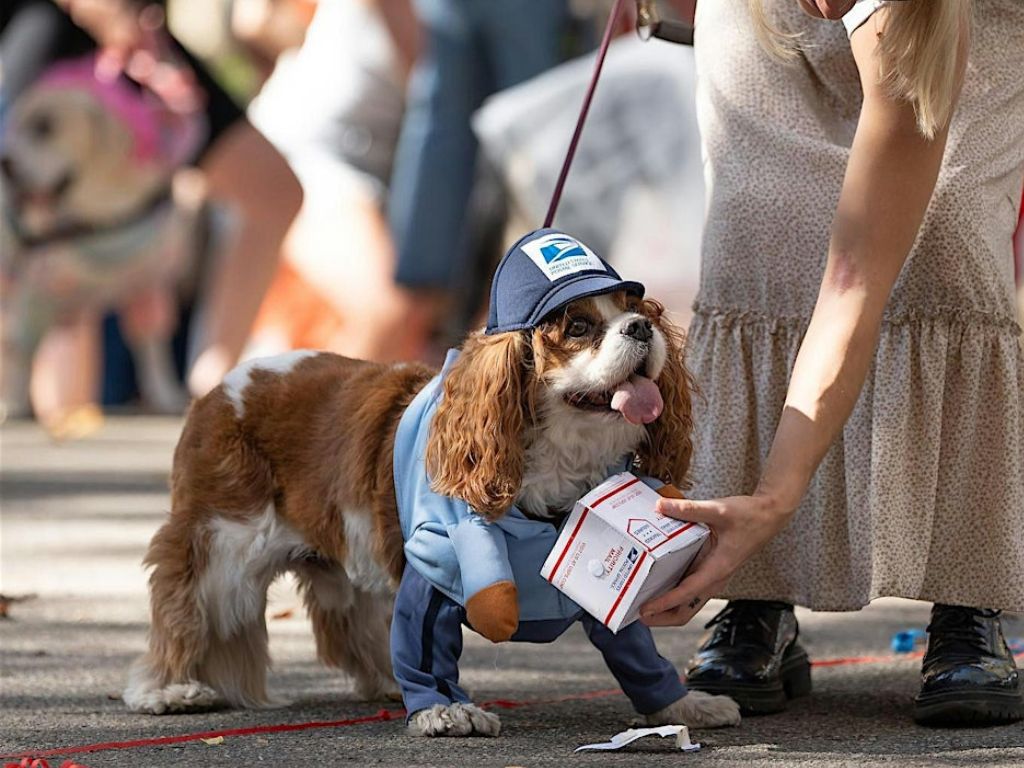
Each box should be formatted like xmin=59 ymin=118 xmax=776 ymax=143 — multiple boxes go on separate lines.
xmin=749 ymin=0 xmax=972 ymax=138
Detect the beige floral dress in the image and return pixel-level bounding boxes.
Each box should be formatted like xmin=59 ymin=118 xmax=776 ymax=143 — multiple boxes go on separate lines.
xmin=686 ymin=0 xmax=1024 ymax=612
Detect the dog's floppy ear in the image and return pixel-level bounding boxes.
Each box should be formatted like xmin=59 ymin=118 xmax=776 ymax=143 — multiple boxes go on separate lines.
xmin=636 ymin=300 xmax=695 ymax=489
xmin=426 ymin=330 xmax=534 ymax=520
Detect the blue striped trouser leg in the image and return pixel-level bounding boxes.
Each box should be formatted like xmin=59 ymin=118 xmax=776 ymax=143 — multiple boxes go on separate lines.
xmin=390 ymin=562 xmax=473 ymax=717
xmin=581 ymin=615 xmax=687 ymax=715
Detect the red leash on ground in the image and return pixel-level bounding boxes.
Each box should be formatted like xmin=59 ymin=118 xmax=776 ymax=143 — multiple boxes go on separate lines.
xmin=0 ymin=709 xmax=405 ymax=763
xmin=8 ymin=650 xmax=1016 ymax=763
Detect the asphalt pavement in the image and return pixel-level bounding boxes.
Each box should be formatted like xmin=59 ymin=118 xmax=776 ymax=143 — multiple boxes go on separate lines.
xmin=1 ymin=416 xmax=1022 ymax=767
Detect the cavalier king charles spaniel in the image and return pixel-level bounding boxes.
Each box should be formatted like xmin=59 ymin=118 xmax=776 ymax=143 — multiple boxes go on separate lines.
xmin=124 ymin=280 xmax=740 ymax=734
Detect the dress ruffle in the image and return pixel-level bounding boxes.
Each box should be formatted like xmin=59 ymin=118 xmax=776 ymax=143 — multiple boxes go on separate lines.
xmin=684 ymin=304 xmax=1024 ymax=612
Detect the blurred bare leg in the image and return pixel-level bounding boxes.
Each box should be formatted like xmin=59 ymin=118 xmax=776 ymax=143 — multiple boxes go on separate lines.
xmin=281 ymin=183 xmax=438 ymax=363
xmin=30 ymin=314 xmax=104 ymax=439
xmin=187 ymin=121 xmax=302 ymax=396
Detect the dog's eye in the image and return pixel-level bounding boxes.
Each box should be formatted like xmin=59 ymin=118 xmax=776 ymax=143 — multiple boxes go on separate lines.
xmin=566 ymin=318 xmax=591 ymax=338
xmin=28 ymin=114 xmax=54 ymax=142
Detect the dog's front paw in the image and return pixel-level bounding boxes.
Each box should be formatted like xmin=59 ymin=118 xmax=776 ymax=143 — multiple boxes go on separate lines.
xmin=407 ymin=703 xmax=501 ymax=737
xmin=644 ymin=690 xmax=741 ymax=729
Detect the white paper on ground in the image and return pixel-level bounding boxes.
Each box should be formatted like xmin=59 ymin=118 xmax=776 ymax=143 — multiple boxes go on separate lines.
xmin=574 ymin=725 xmax=701 ymax=753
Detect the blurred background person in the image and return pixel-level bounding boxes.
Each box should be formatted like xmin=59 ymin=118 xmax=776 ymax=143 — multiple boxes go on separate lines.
xmin=237 ymin=0 xmax=428 ymax=361
xmin=242 ymin=0 xmax=636 ymax=363
xmin=379 ymin=0 xmax=576 ymax=361
xmin=0 ymin=0 xmax=300 ymax=431
xmin=473 ymin=1 xmax=703 ymax=326
xmin=227 ymin=0 xmax=317 ymax=81
xmin=2 ymin=0 xmax=707 ymax=429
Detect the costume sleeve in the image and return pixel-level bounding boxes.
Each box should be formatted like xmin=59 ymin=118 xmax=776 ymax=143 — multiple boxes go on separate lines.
xmin=402 ymin=498 xmax=515 ymax=605
xmin=394 ymin=357 xmax=516 ymax=607
xmin=396 ymin=391 xmax=515 ymax=605
xmin=447 ymin=513 xmax=515 ymax=603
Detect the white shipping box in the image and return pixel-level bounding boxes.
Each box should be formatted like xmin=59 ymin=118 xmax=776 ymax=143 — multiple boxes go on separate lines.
xmin=540 ymin=472 xmax=708 ymax=632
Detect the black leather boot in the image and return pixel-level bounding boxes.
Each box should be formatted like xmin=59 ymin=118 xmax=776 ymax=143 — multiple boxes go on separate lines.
xmin=684 ymin=600 xmax=811 ymax=714
xmin=914 ymin=604 xmax=1024 ymax=726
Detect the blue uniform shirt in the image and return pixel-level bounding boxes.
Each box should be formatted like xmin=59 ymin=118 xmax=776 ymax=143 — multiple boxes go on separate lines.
xmin=394 ymin=349 xmax=639 ymax=622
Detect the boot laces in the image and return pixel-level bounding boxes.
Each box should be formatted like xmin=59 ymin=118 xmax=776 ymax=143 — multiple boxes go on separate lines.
xmin=705 ymin=601 xmax=787 ymax=648
xmin=926 ymin=605 xmax=1000 ymax=661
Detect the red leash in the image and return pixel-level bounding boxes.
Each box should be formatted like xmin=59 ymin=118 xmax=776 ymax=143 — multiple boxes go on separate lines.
xmin=6 ymin=650 xmax=1007 ymax=763
xmin=0 ymin=709 xmax=404 ymax=763
xmin=543 ymin=0 xmax=629 ymax=228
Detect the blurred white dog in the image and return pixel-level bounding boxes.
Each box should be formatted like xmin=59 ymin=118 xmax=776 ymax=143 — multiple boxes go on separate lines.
xmin=0 ymin=55 xmax=208 ymax=420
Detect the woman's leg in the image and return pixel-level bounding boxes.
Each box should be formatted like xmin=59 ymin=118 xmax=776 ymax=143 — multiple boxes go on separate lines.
xmin=188 ymin=120 xmax=302 ymax=396
xmin=30 ymin=314 xmax=104 ymax=438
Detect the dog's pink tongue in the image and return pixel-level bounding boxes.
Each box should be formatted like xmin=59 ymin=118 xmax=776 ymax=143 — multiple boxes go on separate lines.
xmin=610 ymin=375 xmax=663 ymax=425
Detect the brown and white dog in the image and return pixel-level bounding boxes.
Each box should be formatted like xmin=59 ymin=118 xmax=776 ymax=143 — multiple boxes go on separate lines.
xmin=0 ymin=55 xmax=206 ymax=420
xmin=124 ymin=290 xmax=740 ymax=733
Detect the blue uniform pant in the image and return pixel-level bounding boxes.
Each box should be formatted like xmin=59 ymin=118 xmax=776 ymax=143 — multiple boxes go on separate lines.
xmin=390 ymin=563 xmax=687 ymax=717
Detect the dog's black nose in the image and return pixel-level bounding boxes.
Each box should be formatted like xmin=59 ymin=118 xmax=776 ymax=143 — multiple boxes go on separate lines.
xmin=622 ymin=317 xmax=653 ymax=343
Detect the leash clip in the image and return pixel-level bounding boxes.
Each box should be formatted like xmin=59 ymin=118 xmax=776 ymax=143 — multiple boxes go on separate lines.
xmin=634 ymin=0 xmax=694 ymax=45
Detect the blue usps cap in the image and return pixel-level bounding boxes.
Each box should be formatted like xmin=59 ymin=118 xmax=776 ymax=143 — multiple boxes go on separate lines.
xmin=485 ymin=228 xmax=645 ymax=335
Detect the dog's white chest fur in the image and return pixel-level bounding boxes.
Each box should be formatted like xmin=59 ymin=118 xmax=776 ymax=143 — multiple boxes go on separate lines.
xmin=517 ymin=404 xmax=645 ymax=517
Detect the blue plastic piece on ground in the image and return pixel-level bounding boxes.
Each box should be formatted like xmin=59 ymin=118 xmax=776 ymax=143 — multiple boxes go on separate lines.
xmin=891 ymin=629 xmax=927 ymax=653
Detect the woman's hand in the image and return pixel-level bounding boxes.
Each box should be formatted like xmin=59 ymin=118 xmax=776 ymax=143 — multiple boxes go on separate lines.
xmin=639 ymin=492 xmax=793 ymax=627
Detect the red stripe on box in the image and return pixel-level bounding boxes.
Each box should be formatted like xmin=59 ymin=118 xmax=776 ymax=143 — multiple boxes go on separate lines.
xmin=603 ymin=550 xmax=647 ymax=626
xmin=647 ymin=522 xmax=696 ymax=552
xmin=545 ymin=477 xmax=639 ymax=583
xmin=590 ymin=476 xmax=641 ymax=508
xmin=546 ymin=507 xmax=590 ymax=583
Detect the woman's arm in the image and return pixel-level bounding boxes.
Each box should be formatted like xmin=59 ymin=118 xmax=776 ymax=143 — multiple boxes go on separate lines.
xmin=640 ymin=11 xmax=965 ymax=626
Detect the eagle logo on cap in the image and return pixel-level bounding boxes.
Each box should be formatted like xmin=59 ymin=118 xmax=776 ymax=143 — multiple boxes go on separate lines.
xmin=521 ymin=232 xmax=606 ymax=282
xmin=539 ymin=236 xmax=588 ymax=264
